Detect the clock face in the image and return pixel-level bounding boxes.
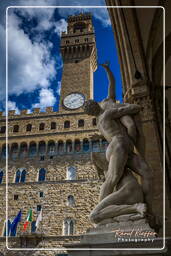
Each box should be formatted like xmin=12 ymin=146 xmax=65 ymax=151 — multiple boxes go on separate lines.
xmin=63 ymin=93 xmax=85 ymax=110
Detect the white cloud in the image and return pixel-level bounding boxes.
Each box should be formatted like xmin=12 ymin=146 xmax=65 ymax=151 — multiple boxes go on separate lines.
xmin=8 ymin=12 xmax=57 ymax=96
xmin=57 ymin=81 xmax=61 ymax=95
xmin=32 ymin=88 xmax=56 ymax=110
xmin=8 ymin=101 xmax=20 ymax=114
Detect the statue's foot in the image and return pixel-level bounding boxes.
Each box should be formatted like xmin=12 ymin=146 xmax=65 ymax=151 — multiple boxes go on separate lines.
xmin=135 ymin=203 xmax=147 ymax=217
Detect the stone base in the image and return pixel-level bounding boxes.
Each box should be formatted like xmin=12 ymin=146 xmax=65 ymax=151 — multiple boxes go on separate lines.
xmin=65 ymin=218 xmax=168 ymax=256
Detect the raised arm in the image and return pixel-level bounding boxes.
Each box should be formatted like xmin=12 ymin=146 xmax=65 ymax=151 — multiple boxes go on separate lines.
xmin=105 ymin=104 xmax=141 ymax=119
xmin=101 ymin=62 xmax=116 ymax=101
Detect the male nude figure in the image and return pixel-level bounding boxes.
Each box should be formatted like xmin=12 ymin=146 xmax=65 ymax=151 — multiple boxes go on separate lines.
xmin=84 ymin=63 xmax=153 ymax=217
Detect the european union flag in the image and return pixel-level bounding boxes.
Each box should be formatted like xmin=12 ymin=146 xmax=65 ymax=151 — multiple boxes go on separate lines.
xmin=10 ymin=210 xmax=22 ymax=236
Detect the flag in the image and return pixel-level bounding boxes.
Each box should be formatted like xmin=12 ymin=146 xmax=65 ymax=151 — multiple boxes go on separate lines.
xmin=23 ymin=209 xmax=32 ymax=231
xmin=35 ymin=209 xmax=42 ymax=228
xmin=3 ymin=219 xmax=11 ymax=236
xmin=10 ymin=210 xmax=22 ymax=236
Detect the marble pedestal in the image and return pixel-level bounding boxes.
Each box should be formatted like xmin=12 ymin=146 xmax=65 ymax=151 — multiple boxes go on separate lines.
xmin=65 ymin=216 xmax=168 ymax=256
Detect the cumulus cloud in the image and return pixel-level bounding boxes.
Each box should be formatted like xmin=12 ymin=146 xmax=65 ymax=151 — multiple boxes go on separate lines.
xmin=8 ymin=100 xmax=20 ymax=114
xmin=8 ymin=12 xmax=57 ymax=96
xmin=32 ymin=88 xmax=56 ymax=110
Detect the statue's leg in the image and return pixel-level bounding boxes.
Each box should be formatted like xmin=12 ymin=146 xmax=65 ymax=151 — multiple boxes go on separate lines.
xmin=127 ymin=153 xmax=153 ymax=215
xmin=100 ymin=136 xmax=129 ymax=201
xmin=90 ymin=203 xmax=147 ymax=224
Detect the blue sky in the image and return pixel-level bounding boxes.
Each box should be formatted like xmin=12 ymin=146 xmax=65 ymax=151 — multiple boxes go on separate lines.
xmin=0 ymin=0 xmax=122 ymax=113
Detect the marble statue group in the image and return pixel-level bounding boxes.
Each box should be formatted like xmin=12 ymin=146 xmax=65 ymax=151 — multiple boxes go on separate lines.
xmin=84 ymin=63 xmax=154 ymax=228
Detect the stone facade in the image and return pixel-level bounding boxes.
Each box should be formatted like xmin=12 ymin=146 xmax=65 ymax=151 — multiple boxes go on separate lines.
xmin=0 ymin=13 xmax=103 ymax=255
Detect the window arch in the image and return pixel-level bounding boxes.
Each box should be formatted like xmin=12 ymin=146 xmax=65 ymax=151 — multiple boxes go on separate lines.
xmin=67 ymin=166 xmax=76 ymax=180
xmin=58 ymin=141 xmax=64 ymax=154
xmin=20 ymin=169 xmax=26 ymax=183
xmin=74 ymin=140 xmax=81 ymax=152
xmin=1 ymin=144 xmax=7 ymax=159
xmin=39 ymin=123 xmax=45 ymax=131
xmin=38 ymin=141 xmax=46 ymax=155
xmin=83 ymin=139 xmax=89 ymax=152
xmin=0 ymin=126 xmax=6 ymax=133
xmin=20 ymin=142 xmax=28 ymax=158
xmin=66 ymin=140 xmax=72 ymax=153
xmin=92 ymin=118 xmax=97 ymax=126
xmin=64 ymin=121 xmax=70 ymax=128
xmin=51 ymin=122 xmax=56 ymax=130
xmin=13 ymin=125 xmax=19 ymax=133
xmin=48 ymin=141 xmax=56 ymax=155
xmin=26 ymin=124 xmax=32 ymax=132
xmin=29 ymin=141 xmax=37 ymax=157
xmin=78 ymin=119 xmax=84 ymax=127
xmin=11 ymin=143 xmax=18 ymax=159
xmin=67 ymin=195 xmax=75 ymax=206
xmin=63 ymin=218 xmax=74 ymax=235
xmin=15 ymin=170 xmax=21 ymax=183
xmin=0 ymin=170 xmax=3 ymax=184
xmin=38 ymin=168 xmax=46 ymax=182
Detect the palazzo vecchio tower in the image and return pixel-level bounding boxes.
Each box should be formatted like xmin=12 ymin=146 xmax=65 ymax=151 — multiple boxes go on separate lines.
xmin=0 ymin=13 xmax=107 ymax=254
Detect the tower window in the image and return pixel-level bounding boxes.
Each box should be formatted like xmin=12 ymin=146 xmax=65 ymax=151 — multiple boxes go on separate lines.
xmin=78 ymin=119 xmax=84 ymax=127
xmin=15 ymin=168 xmax=26 ymax=183
xmin=66 ymin=40 xmax=70 ymax=44
xmin=0 ymin=170 xmax=3 ymax=184
xmin=39 ymin=123 xmax=45 ymax=131
xmin=13 ymin=125 xmax=19 ymax=133
xmin=26 ymin=124 xmax=32 ymax=132
xmin=75 ymin=39 xmax=79 ymax=43
xmin=38 ymin=168 xmax=46 ymax=182
xmin=51 ymin=122 xmax=56 ymax=129
xmin=84 ymin=38 xmax=88 ymax=42
xmin=63 ymin=218 xmax=74 ymax=235
xmin=14 ymin=195 xmax=18 ymax=200
xmin=67 ymin=166 xmax=76 ymax=180
xmin=0 ymin=126 xmax=6 ymax=133
xmin=67 ymin=195 xmax=75 ymax=206
xmin=64 ymin=121 xmax=70 ymax=128
xmin=37 ymin=205 xmax=42 ymax=211
xmin=39 ymin=191 xmax=44 ymax=198
xmin=92 ymin=118 xmax=97 ymax=126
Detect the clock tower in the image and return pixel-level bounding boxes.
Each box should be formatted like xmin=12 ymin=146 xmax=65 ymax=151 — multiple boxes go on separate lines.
xmin=59 ymin=13 xmax=97 ymax=112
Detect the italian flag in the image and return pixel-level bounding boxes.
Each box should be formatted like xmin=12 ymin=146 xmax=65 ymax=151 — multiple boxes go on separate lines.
xmin=23 ymin=209 xmax=32 ymax=231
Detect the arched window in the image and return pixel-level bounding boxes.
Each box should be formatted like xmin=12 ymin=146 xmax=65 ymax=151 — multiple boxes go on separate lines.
xmin=29 ymin=142 xmax=37 ymax=157
xmin=66 ymin=140 xmax=72 ymax=153
xmin=63 ymin=218 xmax=74 ymax=235
xmin=26 ymin=124 xmax=32 ymax=132
xmin=78 ymin=119 xmax=84 ymax=127
xmin=51 ymin=122 xmax=56 ymax=130
xmin=20 ymin=143 xmax=28 ymax=158
xmin=38 ymin=168 xmax=46 ymax=182
xmin=0 ymin=126 xmax=6 ymax=133
xmin=67 ymin=166 xmax=76 ymax=180
xmin=83 ymin=139 xmax=89 ymax=152
xmin=58 ymin=141 xmax=64 ymax=154
xmin=11 ymin=143 xmax=18 ymax=159
xmin=13 ymin=125 xmax=19 ymax=133
xmin=67 ymin=195 xmax=75 ymax=206
xmin=48 ymin=141 xmax=56 ymax=155
xmin=38 ymin=141 xmax=46 ymax=155
xmin=92 ymin=140 xmax=100 ymax=152
xmin=1 ymin=144 xmax=7 ymax=159
xmin=15 ymin=170 xmax=21 ymax=183
xmin=20 ymin=169 xmax=26 ymax=183
xmin=31 ymin=221 xmax=36 ymax=233
xmin=74 ymin=140 xmax=81 ymax=152
xmin=92 ymin=118 xmax=97 ymax=126
xmin=0 ymin=170 xmax=3 ymax=184
xmin=64 ymin=121 xmax=70 ymax=128
xmin=39 ymin=123 xmax=45 ymax=131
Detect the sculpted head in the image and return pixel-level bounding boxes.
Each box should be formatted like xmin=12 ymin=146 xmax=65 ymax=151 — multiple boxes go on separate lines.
xmin=84 ymin=100 xmax=101 ymax=116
